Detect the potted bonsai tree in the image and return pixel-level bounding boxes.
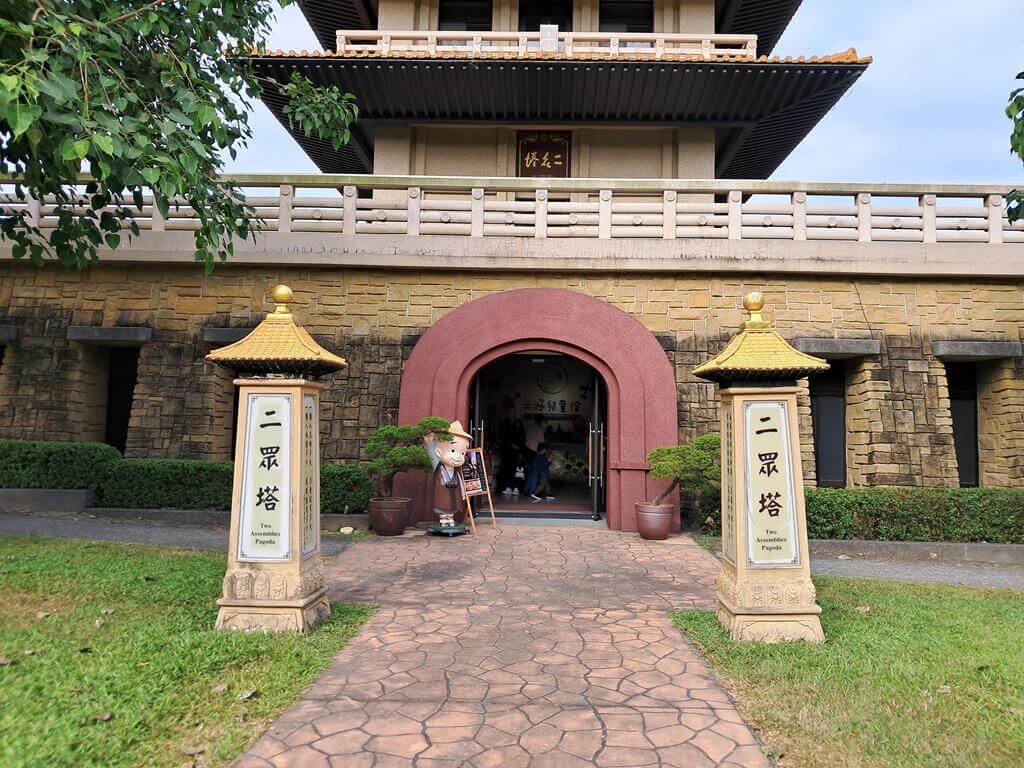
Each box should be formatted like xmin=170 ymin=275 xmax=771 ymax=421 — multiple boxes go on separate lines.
xmin=364 ymin=417 xmax=452 ymax=536
xmin=638 ymin=434 xmax=721 ymax=540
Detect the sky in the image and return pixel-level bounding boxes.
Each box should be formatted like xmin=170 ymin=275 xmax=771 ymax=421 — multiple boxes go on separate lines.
xmin=226 ymin=0 xmax=1024 ymax=183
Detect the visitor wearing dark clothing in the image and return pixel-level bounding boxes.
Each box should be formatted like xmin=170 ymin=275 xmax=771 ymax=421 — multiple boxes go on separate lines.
xmin=525 ymin=443 xmax=554 ymax=501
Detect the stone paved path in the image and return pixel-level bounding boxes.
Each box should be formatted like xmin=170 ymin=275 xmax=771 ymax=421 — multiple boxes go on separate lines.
xmin=238 ymin=526 xmax=771 ymax=767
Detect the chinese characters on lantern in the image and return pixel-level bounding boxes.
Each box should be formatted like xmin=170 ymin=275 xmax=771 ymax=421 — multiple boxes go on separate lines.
xmin=743 ymin=401 xmax=799 ymax=567
xmin=239 ymin=394 xmax=291 ymax=561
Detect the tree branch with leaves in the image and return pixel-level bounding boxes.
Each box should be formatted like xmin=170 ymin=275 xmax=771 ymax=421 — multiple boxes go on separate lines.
xmin=1009 ymin=69 xmax=1024 ymax=222
xmin=0 ymin=0 xmax=357 ymax=273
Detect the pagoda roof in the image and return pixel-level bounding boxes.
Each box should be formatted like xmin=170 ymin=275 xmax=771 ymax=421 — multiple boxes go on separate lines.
xmin=250 ymin=51 xmax=868 ymax=180
xmin=296 ymin=0 xmax=803 ymax=57
xmin=693 ymin=293 xmax=830 ymax=383
xmin=207 ymin=286 xmax=347 ymax=377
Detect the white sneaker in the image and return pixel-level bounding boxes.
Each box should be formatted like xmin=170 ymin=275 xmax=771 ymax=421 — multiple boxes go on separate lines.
xmin=502 ymin=488 xmax=513 ymax=495
xmin=511 ymin=489 xmax=519 ymax=496
xmin=545 ymin=496 xmax=555 ymax=500
xmin=530 ymin=494 xmax=542 ymax=501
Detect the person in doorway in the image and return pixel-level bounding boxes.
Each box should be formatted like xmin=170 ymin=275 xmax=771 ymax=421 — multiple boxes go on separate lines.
xmin=525 ymin=414 xmax=546 ymax=452
xmin=525 ymin=442 xmax=555 ymax=501
xmin=496 ymin=439 xmax=522 ymax=496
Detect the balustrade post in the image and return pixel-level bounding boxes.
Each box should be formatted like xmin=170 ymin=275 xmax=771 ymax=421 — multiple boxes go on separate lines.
xmin=342 ymin=185 xmax=357 ymax=235
xmin=745 ymin=39 xmax=757 ymax=60
xmin=701 ymin=38 xmax=712 ymax=60
xmin=857 ymin=193 xmax=872 ymax=242
xmin=277 ymin=184 xmax=293 ymax=234
xmin=727 ymin=190 xmax=742 ymax=240
xmin=792 ymin=192 xmax=806 ymax=241
xmin=336 ymin=33 xmax=346 ymax=51
xmin=407 ymin=187 xmax=421 ymax=236
xmin=381 ymin=35 xmax=391 ymax=55
xmin=662 ymin=191 xmax=676 ymax=239
xmin=599 ymin=189 xmax=612 ymax=239
xmin=534 ymin=189 xmax=548 ymax=239
xmin=655 ymin=38 xmax=665 ymax=58
xmin=150 ymin=196 xmax=165 ymax=231
xmin=987 ymin=195 xmax=1004 ymax=244
xmin=920 ymin=194 xmax=936 ymax=244
xmin=428 ymin=35 xmax=437 ymax=55
xmin=25 ymin=193 xmax=40 ymax=229
xmin=471 ymin=188 xmax=485 ymax=237
xmin=610 ymin=37 xmax=620 ymax=56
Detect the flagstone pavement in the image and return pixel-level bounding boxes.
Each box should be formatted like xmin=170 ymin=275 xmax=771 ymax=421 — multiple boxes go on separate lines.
xmin=237 ymin=526 xmax=772 ymax=768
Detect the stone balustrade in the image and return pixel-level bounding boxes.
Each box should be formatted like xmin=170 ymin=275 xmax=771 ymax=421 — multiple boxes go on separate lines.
xmin=333 ymin=29 xmax=759 ymax=60
xmin=5 ymin=175 xmax=1021 ymax=247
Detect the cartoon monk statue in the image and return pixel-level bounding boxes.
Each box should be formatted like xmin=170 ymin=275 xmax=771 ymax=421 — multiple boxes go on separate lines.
xmin=424 ymin=420 xmax=473 ymax=524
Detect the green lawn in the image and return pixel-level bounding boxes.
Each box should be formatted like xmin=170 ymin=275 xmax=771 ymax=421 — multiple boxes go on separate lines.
xmin=675 ymin=577 xmax=1024 ymax=768
xmin=0 ymin=535 xmax=372 ymax=768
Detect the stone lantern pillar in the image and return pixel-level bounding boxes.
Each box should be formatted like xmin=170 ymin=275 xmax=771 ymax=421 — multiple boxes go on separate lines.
xmin=206 ymin=285 xmax=347 ymax=633
xmin=693 ymin=292 xmax=830 ymax=643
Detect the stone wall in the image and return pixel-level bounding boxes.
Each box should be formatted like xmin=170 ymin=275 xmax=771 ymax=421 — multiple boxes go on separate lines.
xmin=0 ymin=264 xmax=1021 ymax=487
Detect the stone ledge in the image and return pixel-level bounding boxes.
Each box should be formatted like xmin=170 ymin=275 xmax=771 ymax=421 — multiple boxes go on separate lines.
xmin=809 ymin=538 xmax=1024 ymax=566
xmin=0 ymin=324 xmax=18 ymax=344
xmin=202 ymin=327 xmax=254 ymax=345
xmin=794 ymin=338 xmax=881 ymax=359
xmin=931 ymin=340 xmax=1023 ymax=361
xmin=67 ymin=325 xmax=153 ymax=346
xmin=0 ymin=489 xmax=94 ymax=515
xmin=84 ymin=506 xmax=368 ymax=531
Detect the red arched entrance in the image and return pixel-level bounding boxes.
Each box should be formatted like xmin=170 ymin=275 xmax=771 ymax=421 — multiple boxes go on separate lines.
xmin=394 ymin=288 xmax=679 ymax=531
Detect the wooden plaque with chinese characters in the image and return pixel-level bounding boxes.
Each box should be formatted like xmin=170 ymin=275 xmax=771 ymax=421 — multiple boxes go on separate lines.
xmin=516 ymin=131 xmax=571 ymax=178
xmin=238 ymin=393 xmax=291 ymax=561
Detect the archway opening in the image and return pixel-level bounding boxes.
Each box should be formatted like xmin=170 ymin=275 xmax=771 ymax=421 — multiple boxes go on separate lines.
xmin=395 ymin=287 xmax=679 ymax=532
xmin=469 ymin=351 xmax=608 ymax=522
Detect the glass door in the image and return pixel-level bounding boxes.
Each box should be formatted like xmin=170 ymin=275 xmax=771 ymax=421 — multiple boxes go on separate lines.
xmin=588 ymin=372 xmax=606 ymax=521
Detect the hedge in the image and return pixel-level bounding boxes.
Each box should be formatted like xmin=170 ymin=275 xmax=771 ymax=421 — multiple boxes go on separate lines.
xmin=97 ymin=459 xmax=235 ymax=510
xmin=321 ymin=463 xmax=373 ymax=514
xmin=703 ymin=487 xmax=1024 ymax=544
xmin=804 ymin=487 xmax=1024 ymax=544
xmin=0 ymin=439 xmax=122 ymax=490
xmin=0 ymin=440 xmax=372 ymax=514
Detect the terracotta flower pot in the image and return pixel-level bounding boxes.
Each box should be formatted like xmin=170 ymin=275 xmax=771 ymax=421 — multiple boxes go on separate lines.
xmin=635 ymin=502 xmax=674 ymax=541
xmin=368 ymin=497 xmax=411 ymax=536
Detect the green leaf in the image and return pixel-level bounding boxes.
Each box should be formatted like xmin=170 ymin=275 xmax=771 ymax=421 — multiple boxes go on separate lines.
xmin=104 ymin=233 xmax=121 ymax=249
xmin=0 ymin=74 xmax=20 ymax=100
xmin=91 ymin=134 xmax=114 ymax=155
xmin=5 ymin=102 xmax=41 ymax=137
xmin=141 ymin=168 xmax=160 ymax=186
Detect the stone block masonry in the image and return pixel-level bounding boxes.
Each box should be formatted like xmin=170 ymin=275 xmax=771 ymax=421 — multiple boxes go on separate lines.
xmin=0 ymin=264 xmax=1020 ymax=488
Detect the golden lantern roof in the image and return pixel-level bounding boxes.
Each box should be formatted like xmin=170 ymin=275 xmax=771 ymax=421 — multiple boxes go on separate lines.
xmin=693 ymin=292 xmax=830 ymax=383
xmin=206 ymin=285 xmax=347 ymax=377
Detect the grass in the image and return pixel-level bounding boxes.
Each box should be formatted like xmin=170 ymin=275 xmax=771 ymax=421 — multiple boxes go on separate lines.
xmin=674 ymin=576 xmax=1024 ymax=768
xmin=0 ymin=535 xmax=372 ymax=768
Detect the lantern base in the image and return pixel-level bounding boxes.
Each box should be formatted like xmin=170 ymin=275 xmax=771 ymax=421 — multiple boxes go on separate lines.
xmin=715 ymin=595 xmax=824 ymax=644
xmin=216 ymin=587 xmax=331 ymax=633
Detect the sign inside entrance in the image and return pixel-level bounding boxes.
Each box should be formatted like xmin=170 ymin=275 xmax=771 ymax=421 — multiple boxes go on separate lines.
xmin=458 ymin=448 xmax=498 ymax=527
xmin=517 ymin=131 xmax=571 ymax=178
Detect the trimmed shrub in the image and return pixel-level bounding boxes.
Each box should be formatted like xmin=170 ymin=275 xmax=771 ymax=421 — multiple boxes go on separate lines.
xmin=806 ymin=487 xmax=1024 ymax=544
xmin=321 ymin=463 xmax=373 ymax=514
xmin=704 ymin=486 xmax=1024 ymax=543
xmin=0 ymin=439 xmax=122 ymax=490
xmin=97 ymin=459 xmax=235 ymax=510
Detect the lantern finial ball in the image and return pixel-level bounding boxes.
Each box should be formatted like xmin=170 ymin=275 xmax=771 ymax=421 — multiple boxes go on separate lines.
xmin=272 ymin=284 xmax=293 ymax=306
xmin=743 ymin=291 xmax=765 ymax=313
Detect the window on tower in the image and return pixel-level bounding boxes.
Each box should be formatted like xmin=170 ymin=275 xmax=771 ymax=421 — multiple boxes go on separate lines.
xmin=599 ymin=0 xmax=654 ymax=33
xmin=946 ymin=362 xmax=979 ymax=487
xmin=438 ymin=0 xmax=493 ymax=31
xmin=809 ymin=362 xmax=847 ymax=488
xmin=519 ymin=0 xmax=572 ymax=32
